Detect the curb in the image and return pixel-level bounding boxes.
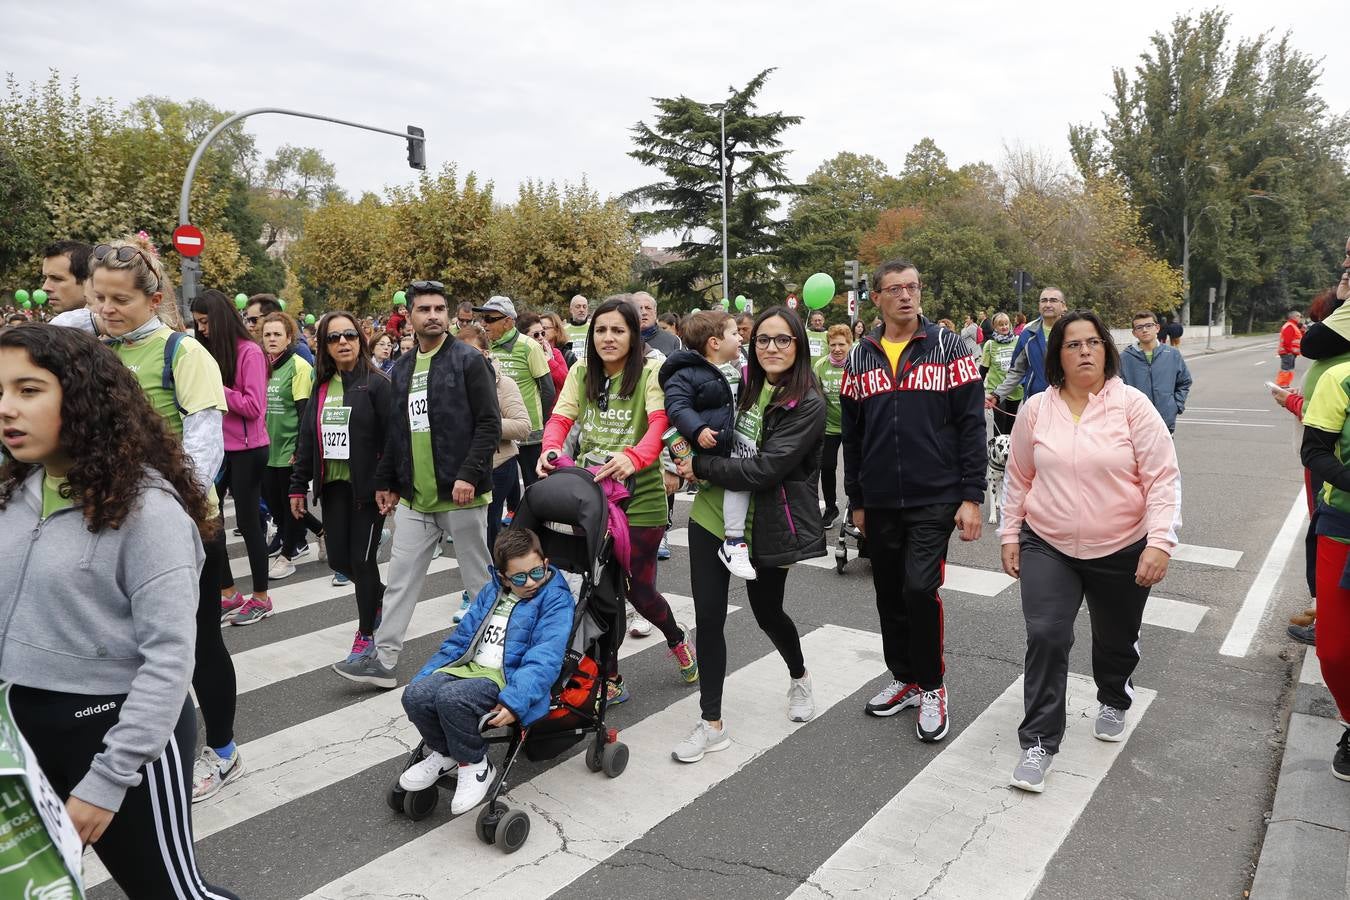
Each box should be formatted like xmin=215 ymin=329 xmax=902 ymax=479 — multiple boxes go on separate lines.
xmin=1249 ymin=647 xmax=1350 ymax=899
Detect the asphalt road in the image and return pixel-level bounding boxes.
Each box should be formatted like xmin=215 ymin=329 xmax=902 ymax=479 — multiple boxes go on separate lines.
xmin=85 ymin=334 xmax=1306 ymax=900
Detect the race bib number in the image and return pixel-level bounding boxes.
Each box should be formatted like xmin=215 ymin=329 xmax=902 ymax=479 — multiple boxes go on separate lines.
xmin=581 ymin=448 xmax=614 ymax=469
xmin=321 ymin=406 xmax=351 ymax=460
xmin=408 ymin=371 xmax=430 ymax=433
xmin=473 ymin=609 xmax=513 ymax=670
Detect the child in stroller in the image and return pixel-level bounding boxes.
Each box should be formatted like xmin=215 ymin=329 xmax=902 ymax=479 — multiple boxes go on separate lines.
xmin=398 ymin=527 xmax=573 ymax=816
xmin=388 ymin=466 xmax=630 ymax=853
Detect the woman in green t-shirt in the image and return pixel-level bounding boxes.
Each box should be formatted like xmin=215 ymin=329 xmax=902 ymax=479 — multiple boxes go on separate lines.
xmin=87 ymin=237 xmax=244 ymax=803
xmin=982 ymin=312 xmax=1024 ymax=435
xmin=538 ymin=296 xmax=698 ymax=701
xmin=260 ymin=311 xmax=324 ymax=578
xmin=671 ymin=307 xmax=827 ymax=763
xmin=812 ymin=323 xmax=852 ymax=526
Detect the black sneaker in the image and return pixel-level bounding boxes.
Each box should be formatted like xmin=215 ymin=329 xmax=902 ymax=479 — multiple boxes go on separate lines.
xmin=267 ymin=532 xmax=284 ymax=559
xmin=1334 ymin=728 xmax=1350 ymax=782
xmin=822 ymin=507 xmax=839 ymax=527
xmin=1288 ymin=623 xmax=1315 ymax=646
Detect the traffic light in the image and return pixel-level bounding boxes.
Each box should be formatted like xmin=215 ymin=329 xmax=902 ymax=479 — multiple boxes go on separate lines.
xmin=843 ymin=260 xmax=860 ymax=293
xmin=858 ymin=273 xmax=869 ymax=304
xmin=406 ymin=126 xmax=426 ymax=170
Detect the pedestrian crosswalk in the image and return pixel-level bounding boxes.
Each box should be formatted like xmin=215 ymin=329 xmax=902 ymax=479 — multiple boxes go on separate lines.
xmin=85 ymin=503 xmax=1221 ymax=899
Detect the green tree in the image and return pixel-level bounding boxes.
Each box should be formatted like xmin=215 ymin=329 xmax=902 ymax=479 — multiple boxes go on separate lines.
xmin=1070 ymin=8 xmax=1350 ymax=326
xmin=381 ymin=164 xmax=498 ymax=307
xmin=780 ymin=152 xmax=892 ymax=285
xmin=0 ymin=144 xmax=48 ymax=283
xmin=291 ymin=193 xmax=393 ymax=313
xmin=625 ymin=69 xmax=801 ymax=307
xmin=496 ymin=179 xmax=637 ymax=310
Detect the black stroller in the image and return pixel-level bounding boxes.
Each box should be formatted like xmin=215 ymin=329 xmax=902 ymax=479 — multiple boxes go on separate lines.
xmin=833 ymin=511 xmax=869 ymax=574
xmin=385 ymin=466 xmax=630 ymax=853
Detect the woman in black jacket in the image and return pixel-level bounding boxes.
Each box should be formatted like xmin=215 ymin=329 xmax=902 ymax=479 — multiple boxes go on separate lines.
xmin=289 ymin=312 xmax=392 ymax=653
xmin=672 ymin=306 xmax=827 ymax=763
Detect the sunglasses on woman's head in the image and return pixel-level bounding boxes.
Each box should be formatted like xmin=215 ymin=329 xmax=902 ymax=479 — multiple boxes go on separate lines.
xmin=327 ymin=329 xmax=360 ymax=344
xmin=502 ymin=565 xmax=548 ymax=587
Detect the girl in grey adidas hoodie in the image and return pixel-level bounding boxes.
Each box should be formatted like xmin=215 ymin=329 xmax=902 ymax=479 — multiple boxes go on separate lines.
xmin=0 ymin=325 xmax=238 ymax=899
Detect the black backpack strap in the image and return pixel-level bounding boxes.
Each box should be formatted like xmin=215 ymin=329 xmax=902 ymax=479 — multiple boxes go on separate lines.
xmin=162 ymin=331 xmax=188 ymax=416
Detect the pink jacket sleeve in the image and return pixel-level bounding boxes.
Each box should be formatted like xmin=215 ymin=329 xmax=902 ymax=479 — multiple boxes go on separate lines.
xmin=1127 ymin=392 xmax=1182 ymax=553
xmin=542 ymin=413 xmax=574 ymax=453
xmin=997 ymin=392 xmax=1041 ymax=545
xmin=623 ymin=409 xmax=669 ymax=471
xmin=224 ymin=341 xmax=268 ymax=421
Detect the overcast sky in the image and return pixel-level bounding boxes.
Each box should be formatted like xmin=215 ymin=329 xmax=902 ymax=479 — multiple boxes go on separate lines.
xmin=4 ymin=0 xmax=1345 ymax=229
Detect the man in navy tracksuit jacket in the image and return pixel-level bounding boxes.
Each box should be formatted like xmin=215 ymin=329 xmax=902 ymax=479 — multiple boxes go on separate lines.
xmin=841 ymin=259 xmax=987 ymax=744
xmin=989 ymin=288 xmax=1068 ymax=407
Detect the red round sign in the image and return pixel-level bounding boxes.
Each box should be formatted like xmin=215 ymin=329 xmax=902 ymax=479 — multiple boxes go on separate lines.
xmin=172 ymin=224 xmax=205 ymax=258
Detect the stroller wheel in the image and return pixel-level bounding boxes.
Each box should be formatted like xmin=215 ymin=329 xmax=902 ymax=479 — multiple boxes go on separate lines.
xmin=835 ymin=555 xmax=847 ymax=574
xmin=601 ymin=742 xmax=629 ymax=778
xmin=386 ymin=778 xmax=406 ymax=814
xmin=402 ymin=786 xmax=439 ymax=821
xmin=496 ymin=808 xmax=531 ymax=853
xmin=475 ymin=801 xmax=507 ymax=845
xmin=584 ymin=741 xmax=604 ymax=773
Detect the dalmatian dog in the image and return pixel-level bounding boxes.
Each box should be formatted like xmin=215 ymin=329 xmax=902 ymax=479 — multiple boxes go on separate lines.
xmin=986 ymin=434 xmax=1011 ymax=524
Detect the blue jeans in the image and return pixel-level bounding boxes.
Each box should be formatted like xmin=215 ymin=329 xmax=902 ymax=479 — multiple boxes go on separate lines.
xmin=401 ymin=672 xmax=501 ymax=764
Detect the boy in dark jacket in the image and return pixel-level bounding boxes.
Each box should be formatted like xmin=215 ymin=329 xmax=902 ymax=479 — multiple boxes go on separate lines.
xmin=398 ymin=528 xmax=573 ymax=815
xmin=659 ymin=310 xmax=755 ymax=579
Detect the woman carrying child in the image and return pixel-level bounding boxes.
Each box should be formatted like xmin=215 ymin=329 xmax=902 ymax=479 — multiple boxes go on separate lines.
xmin=399 ymin=528 xmax=573 ymax=816
xmin=537 ymin=295 xmax=698 ymax=701
xmin=672 ymin=307 xmax=827 ymax=762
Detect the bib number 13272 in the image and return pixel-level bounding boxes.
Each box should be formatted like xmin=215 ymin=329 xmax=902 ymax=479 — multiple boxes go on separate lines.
xmin=321 ymin=406 xmax=351 ymax=460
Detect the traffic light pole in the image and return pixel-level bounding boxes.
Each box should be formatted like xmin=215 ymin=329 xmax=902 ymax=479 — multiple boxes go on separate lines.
xmin=176 ymin=107 xmax=426 ymax=309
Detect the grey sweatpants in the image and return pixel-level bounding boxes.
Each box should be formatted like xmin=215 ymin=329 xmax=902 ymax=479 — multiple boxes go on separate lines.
xmin=374 ymin=502 xmax=492 ymax=668
xmin=1017 ymin=526 xmax=1150 ymax=754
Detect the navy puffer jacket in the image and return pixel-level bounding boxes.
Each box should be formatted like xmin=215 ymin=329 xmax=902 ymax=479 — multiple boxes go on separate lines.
xmin=659 ymin=350 xmax=737 ymax=457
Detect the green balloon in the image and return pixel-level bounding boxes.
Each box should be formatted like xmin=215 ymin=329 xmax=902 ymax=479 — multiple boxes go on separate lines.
xmin=719 ymin=297 xmax=730 ymax=308
xmin=32 ymin=289 xmax=48 ymax=305
xmin=734 ymin=295 xmax=747 ymax=311
xmin=802 ymin=272 xmax=836 ymax=310
xmin=393 ymin=290 xmax=407 ymax=306
xmin=304 ymin=314 xmax=316 ymax=325
xmin=277 ymin=299 xmax=287 ymax=311
xmin=234 ymin=293 xmax=248 ymax=310
xmin=20 ymin=299 xmax=31 ymax=309
xmin=14 ymin=289 xmax=29 ymax=303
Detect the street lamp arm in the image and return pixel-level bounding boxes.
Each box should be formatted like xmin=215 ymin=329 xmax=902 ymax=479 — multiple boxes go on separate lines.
xmin=178 ymin=107 xmax=425 ymax=225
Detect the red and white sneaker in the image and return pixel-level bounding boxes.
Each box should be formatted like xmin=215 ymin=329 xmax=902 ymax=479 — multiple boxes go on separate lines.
xmin=916 ymin=685 xmax=949 ymax=743
xmin=864 ymin=679 xmax=922 ymax=717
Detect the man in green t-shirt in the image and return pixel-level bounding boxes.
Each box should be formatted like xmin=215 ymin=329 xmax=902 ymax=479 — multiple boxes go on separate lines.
xmin=564 ymin=294 xmax=590 ymax=361
xmin=476 ymin=295 xmax=554 ymax=488
xmin=335 ymin=283 xmax=501 ymax=687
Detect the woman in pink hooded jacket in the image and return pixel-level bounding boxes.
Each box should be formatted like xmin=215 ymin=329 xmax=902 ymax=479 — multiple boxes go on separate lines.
xmin=998 ymin=309 xmax=1180 ymax=794
xmin=190 ymin=290 xmax=274 ymax=628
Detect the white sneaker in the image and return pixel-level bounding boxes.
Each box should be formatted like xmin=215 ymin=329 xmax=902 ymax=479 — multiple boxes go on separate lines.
xmin=432 ymin=542 xmax=443 ymax=560
xmin=268 ymin=555 xmax=296 ymax=581
xmin=316 ymin=534 xmax=327 ymax=562
xmin=718 ymin=539 xmax=757 ymax=580
xmin=626 ymin=603 xmax=653 ymax=638
xmin=671 ymin=720 xmax=731 ymax=763
xmin=449 ymin=758 xmax=495 ymax=815
xmin=399 ymin=749 xmax=455 ymax=791
xmin=191 ymin=746 xmax=243 ymax=803
xmin=787 ymin=672 xmax=815 ymax=722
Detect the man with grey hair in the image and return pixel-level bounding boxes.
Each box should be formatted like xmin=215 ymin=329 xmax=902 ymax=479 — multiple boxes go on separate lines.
xmin=564 ymin=294 xmax=590 ymax=360
xmin=988 ymin=287 xmax=1067 ymax=407
xmin=475 ymin=295 xmax=554 ymax=487
xmin=634 ymin=291 xmax=681 ymax=359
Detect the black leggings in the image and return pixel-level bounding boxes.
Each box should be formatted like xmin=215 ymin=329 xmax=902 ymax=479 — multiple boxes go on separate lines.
xmin=819 ymin=432 xmax=842 ymax=512
xmin=221 ymin=446 xmax=270 ymax=594
xmin=11 ymin=686 xmax=239 ymax=899
xmin=321 ymin=480 xmax=386 ymax=634
xmin=688 ymin=522 xmax=805 ymax=722
xmin=264 ymin=464 xmax=323 ymax=558
xmin=195 ymin=526 xmax=236 ymax=750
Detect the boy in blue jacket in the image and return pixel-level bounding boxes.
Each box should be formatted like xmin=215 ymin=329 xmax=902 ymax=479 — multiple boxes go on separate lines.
xmin=398 ymin=527 xmax=574 ymax=814
xmin=658 ymin=309 xmax=755 ymax=579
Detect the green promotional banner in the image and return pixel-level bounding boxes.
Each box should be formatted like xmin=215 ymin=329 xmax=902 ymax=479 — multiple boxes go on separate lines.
xmin=0 ymin=683 xmax=84 ymax=898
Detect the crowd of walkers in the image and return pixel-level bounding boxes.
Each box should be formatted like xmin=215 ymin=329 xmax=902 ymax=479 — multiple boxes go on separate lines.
xmin=41 ymin=228 xmax=1346 ymax=897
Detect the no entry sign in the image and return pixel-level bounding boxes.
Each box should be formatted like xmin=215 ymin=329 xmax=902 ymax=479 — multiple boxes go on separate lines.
xmin=172 ymin=224 xmax=205 ymax=257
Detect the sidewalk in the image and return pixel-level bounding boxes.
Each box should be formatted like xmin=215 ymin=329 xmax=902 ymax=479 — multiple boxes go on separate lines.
xmin=1249 ymin=647 xmax=1350 ymax=899
xmin=1105 ymin=328 xmax=1275 ymax=355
